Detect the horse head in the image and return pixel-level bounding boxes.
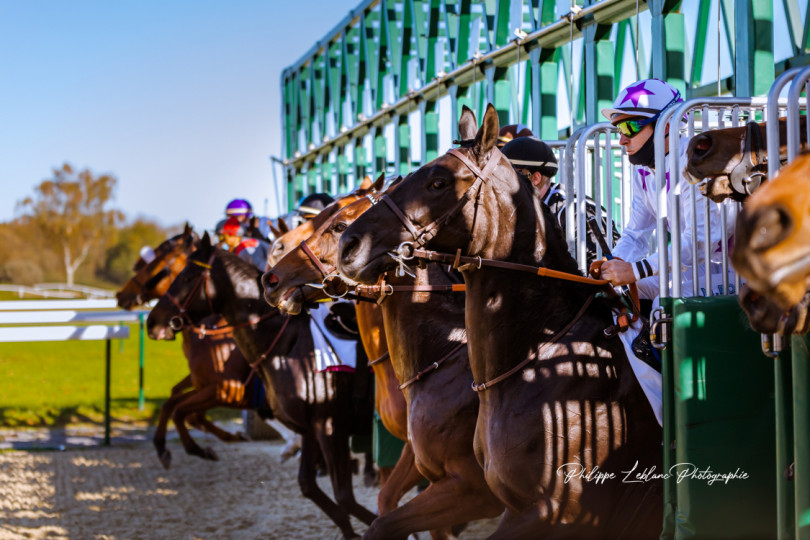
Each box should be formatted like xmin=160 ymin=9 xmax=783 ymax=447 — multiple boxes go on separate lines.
xmin=732 ymin=152 xmax=810 ymax=310
xmin=339 ymin=104 xmax=540 ymax=284
xmin=684 ymin=121 xmax=769 ymax=203
xmin=265 ymin=175 xmax=386 ymax=268
xmin=263 ymin=176 xmax=398 ymax=315
xmin=116 ymin=223 xmax=198 ymax=310
xmin=147 ymin=231 xmax=225 ymax=340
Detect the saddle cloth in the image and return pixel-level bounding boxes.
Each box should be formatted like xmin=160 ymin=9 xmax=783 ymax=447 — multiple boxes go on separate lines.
xmin=309 ymin=303 xmax=358 ymax=372
xmin=615 ymin=313 xmax=663 ymax=427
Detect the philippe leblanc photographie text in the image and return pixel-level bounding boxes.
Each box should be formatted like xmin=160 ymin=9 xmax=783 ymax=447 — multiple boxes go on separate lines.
xmin=558 ymin=461 xmax=750 ymax=486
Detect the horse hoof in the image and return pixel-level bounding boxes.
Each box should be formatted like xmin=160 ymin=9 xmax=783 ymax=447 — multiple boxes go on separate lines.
xmin=203 ymin=447 xmax=219 ymax=461
xmin=363 ymin=471 xmax=377 ymax=488
xmin=159 ymin=450 xmax=172 ymax=470
xmin=236 ymin=432 xmax=249 ymax=442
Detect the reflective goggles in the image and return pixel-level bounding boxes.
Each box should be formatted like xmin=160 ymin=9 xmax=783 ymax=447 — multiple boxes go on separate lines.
xmin=614 ymin=89 xmax=682 ymax=138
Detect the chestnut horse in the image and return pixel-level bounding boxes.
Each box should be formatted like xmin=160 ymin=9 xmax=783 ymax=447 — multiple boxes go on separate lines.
xmin=116 ymin=225 xmax=270 ymax=468
xmin=263 ymin=193 xmax=503 ymax=538
xmin=267 ymin=177 xmax=416 ymax=505
xmin=338 ymin=104 xmax=663 ymax=538
xmin=732 ymin=153 xmax=810 ymax=314
xmin=147 ymin=233 xmax=376 ymax=538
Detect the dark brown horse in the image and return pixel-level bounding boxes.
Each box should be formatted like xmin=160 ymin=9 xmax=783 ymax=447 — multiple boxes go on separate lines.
xmin=147 ymin=234 xmax=376 ymax=538
xmin=117 ymin=225 xmax=268 ymax=468
xmin=263 ymin=193 xmax=503 ymax=538
xmin=684 ymin=116 xmax=808 ymax=202
xmin=338 ymin=104 xmax=663 ymax=538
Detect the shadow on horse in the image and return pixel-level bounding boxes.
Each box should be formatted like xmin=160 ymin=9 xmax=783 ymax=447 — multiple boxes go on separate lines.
xmin=338 ymin=104 xmax=663 ymax=538
xmin=147 ymin=234 xmax=375 ymax=538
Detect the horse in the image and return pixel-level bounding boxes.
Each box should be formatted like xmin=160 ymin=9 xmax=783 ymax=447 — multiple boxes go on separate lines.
xmin=684 ymin=116 xmax=808 ymax=203
xmin=267 ymin=176 xmax=413 ymax=489
xmin=263 ymin=193 xmax=504 ymax=538
xmin=732 ymin=153 xmax=810 ymax=313
xmin=338 ymin=104 xmax=663 ymax=538
xmin=146 ymin=233 xmax=376 ymax=538
xmin=116 ymin=225 xmax=273 ymax=469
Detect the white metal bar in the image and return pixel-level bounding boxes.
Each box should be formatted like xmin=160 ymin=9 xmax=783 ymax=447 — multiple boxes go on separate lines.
xmin=0 ymin=310 xmax=150 ymax=325
xmin=0 ymin=325 xmax=130 ymax=343
xmin=0 ymin=299 xmax=119 ymax=311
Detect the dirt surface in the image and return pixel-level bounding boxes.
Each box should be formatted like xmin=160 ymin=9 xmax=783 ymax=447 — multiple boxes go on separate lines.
xmin=0 ymin=435 xmax=501 ymax=539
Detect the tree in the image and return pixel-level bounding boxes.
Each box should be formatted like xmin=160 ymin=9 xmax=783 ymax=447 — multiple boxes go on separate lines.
xmin=19 ymin=163 xmax=124 ymax=286
xmin=101 ymin=218 xmax=167 ymax=284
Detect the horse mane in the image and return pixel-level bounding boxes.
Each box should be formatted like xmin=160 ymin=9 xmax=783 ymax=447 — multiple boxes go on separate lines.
xmin=215 ymin=247 xmax=262 ymax=284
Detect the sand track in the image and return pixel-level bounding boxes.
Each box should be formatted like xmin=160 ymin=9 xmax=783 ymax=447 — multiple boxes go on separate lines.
xmin=0 ymin=439 xmax=499 ymax=539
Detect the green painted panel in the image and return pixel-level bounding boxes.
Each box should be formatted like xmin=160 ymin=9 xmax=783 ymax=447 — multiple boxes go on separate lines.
xmin=672 ymin=296 xmax=776 ymax=540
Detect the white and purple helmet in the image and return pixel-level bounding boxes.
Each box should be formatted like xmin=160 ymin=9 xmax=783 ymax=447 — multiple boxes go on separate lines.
xmin=225 ymin=198 xmax=253 ymax=218
xmin=601 ymin=79 xmax=682 ymax=121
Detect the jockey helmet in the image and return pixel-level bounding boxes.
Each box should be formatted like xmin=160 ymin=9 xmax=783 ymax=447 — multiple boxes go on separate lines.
xmin=297 ymin=193 xmax=335 ymax=219
xmin=497 ymin=124 xmax=534 ymax=148
xmin=601 ymin=79 xmax=682 ymax=121
xmin=221 ymin=216 xmax=244 ymax=237
xmin=501 ymin=137 xmax=559 ymax=178
xmin=225 ymin=198 xmax=253 ymax=218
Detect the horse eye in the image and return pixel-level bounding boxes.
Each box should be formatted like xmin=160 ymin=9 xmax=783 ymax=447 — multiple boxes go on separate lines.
xmin=431 ymin=179 xmax=446 ymax=190
xmin=332 ymin=223 xmax=347 ymax=233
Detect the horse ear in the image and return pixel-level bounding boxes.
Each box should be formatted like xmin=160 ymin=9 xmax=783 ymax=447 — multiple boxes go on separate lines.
xmin=458 ymin=105 xmax=477 ymax=141
xmin=201 ymin=231 xmax=212 ymax=250
xmin=269 ymin=221 xmax=283 ymax=238
xmin=277 ymin=217 xmax=290 ymax=234
xmin=474 ymin=104 xmax=500 ymax=156
xmin=372 ymin=173 xmax=385 ymax=192
xmin=183 ymin=222 xmax=192 ymax=236
xmin=358 ymin=175 xmax=373 ymax=190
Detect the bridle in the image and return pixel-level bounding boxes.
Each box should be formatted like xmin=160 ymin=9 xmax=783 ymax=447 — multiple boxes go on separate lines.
xmin=129 ymin=237 xmax=189 ymax=302
xmin=372 ymin=145 xmax=499 ymax=250
xmin=165 ymin=253 xmax=217 ymax=332
xmin=730 ymin=121 xmax=767 ymax=196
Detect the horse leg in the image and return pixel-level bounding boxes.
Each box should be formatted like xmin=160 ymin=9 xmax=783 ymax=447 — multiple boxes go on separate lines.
xmin=378 ymin=441 xmax=422 ymax=515
xmin=192 ymin=413 xmax=247 ymax=442
xmin=297 ymin=432 xmax=358 ymax=539
xmin=170 ymin=386 xmax=222 ymax=461
xmin=363 ymin=464 xmax=503 ymax=540
xmin=316 ymin=428 xmax=377 ymax=525
xmin=170 ymin=374 xmax=193 ymax=396
xmin=153 ymin=389 xmax=196 ymax=469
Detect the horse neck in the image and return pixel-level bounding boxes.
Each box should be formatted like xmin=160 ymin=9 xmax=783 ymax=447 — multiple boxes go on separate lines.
xmin=381 ymin=265 xmax=466 ymax=383
xmin=462 ymin=174 xmax=596 ymax=383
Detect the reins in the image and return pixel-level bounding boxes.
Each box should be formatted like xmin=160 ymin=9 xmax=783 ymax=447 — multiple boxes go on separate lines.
xmin=471 ymin=294 xmax=595 ymax=392
xmin=243 ymin=315 xmax=292 ymax=387
xmin=398 ymin=341 xmax=467 ymax=390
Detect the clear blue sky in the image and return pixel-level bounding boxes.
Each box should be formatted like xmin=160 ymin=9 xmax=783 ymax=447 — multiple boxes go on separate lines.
xmin=0 ymin=0 xmax=357 ymax=232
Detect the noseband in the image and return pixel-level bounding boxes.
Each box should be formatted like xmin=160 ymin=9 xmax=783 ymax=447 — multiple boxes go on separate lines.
xmin=730 ymin=121 xmax=767 ymax=196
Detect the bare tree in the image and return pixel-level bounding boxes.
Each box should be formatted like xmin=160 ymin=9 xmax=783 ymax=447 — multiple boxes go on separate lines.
xmin=19 ymin=163 xmax=124 ymax=286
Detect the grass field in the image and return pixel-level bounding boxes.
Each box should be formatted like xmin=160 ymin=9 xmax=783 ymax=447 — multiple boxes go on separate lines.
xmin=0 ymin=322 xmax=238 ymax=428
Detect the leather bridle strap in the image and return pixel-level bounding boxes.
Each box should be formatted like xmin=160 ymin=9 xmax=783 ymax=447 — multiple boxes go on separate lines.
xmin=367 ymin=351 xmax=390 ymax=366
xmin=376 ymin=147 xmax=500 ymax=248
xmin=411 ymin=247 xmax=610 ymax=286
xmin=244 ymin=315 xmax=292 ymax=387
xmin=299 ymin=240 xmax=335 ymax=278
xmin=471 ymin=294 xmax=595 ymax=392
xmin=731 ymin=121 xmax=767 ymax=196
xmin=164 ymin=253 xmax=217 ymax=326
xmin=398 ymin=340 xmax=467 ymax=390
xmin=190 ymin=311 xmax=274 ymax=337
xmin=356 ymin=283 xmax=466 ymax=296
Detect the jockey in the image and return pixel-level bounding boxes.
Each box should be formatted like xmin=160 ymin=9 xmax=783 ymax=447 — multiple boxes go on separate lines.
xmin=218 ymin=216 xmax=270 ymax=271
xmin=501 ymin=136 xmax=620 ymax=267
xmin=595 ymin=78 xmax=736 ymax=299
xmin=215 ymin=198 xmax=274 ymax=240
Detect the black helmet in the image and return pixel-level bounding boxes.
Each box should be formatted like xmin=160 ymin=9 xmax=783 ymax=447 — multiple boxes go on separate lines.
xmin=501 ymin=137 xmax=558 ymax=178
xmin=297 ymin=193 xmax=335 ymax=219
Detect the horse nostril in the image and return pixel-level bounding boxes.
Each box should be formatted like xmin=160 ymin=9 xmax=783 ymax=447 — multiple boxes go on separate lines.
xmin=750 ymin=205 xmax=793 ymax=252
xmin=340 ymin=235 xmax=360 ymax=265
xmin=692 ymin=135 xmax=712 ymax=158
xmin=262 ymin=272 xmax=280 ymax=291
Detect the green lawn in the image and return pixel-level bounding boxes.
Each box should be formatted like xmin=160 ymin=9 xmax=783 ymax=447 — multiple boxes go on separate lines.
xmin=0 ymin=323 xmax=237 ymax=427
